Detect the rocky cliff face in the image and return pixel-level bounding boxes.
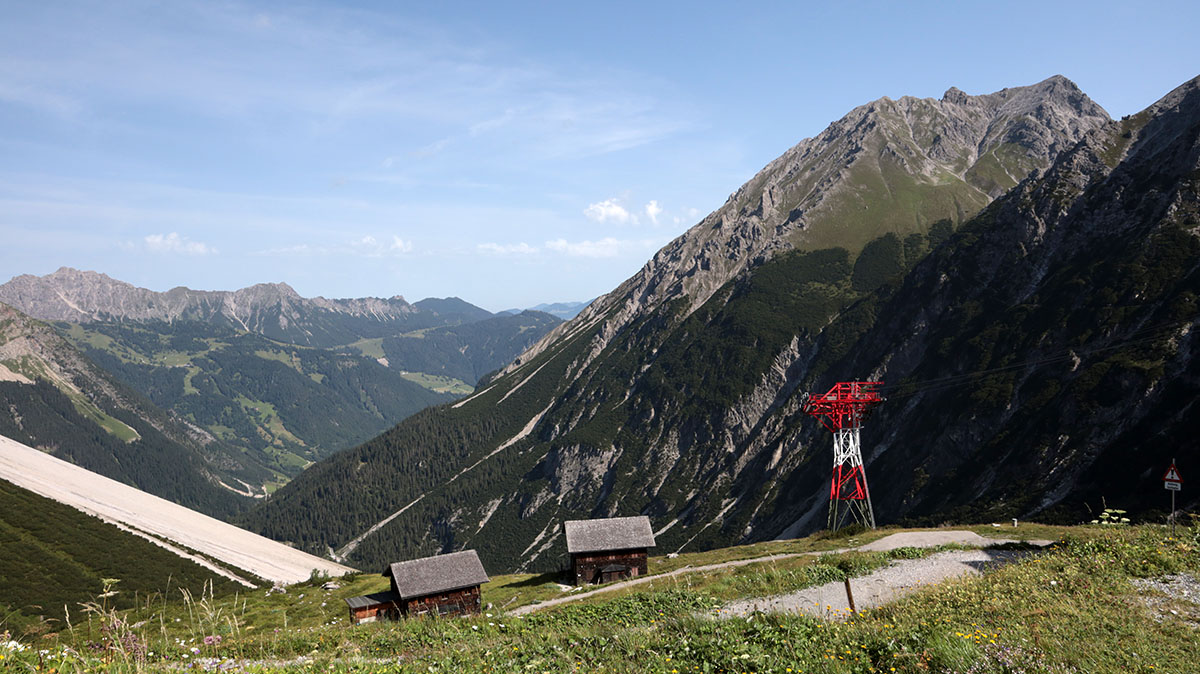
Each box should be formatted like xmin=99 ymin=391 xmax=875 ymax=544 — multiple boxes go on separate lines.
xmin=242 ymin=76 xmax=1199 ymax=575
xmin=0 ymin=268 xmax=419 ymax=347
xmin=510 ymin=76 xmax=1110 ymax=375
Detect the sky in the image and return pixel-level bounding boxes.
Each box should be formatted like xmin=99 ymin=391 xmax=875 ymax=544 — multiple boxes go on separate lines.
xmin=1 ymin=1 xmax=1197 ymax=311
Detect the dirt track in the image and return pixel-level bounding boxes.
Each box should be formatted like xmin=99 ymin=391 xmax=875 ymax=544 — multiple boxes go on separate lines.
xmin=512 ymin=531 xmax=1050 ymax=616
xmin=0 ymin=434 xmax=355 ymax=584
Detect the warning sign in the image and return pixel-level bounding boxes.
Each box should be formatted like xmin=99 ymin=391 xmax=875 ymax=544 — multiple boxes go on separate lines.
xmin=1164 ymin=462 xmax=1182 ymax=491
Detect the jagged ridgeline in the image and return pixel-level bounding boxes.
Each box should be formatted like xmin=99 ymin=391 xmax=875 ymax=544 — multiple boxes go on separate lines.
xmin=242 ymin=75 xmax=1199 ymax=575
xmin=0 ymin=271 xmax=561 ymax=497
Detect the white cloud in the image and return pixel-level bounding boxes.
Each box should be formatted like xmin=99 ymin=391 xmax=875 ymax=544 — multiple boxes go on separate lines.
xmin=351 ymin=235 xmax=412 ymax=257
xmin=389 ymin=235 xmax=413 ymax=253
xmin=255 ymin=235 xmax=411 ymax=258
xmin=478 ymin=242 xmax=538 ymax=255
xmin=584 ymin=198 xmax=636 ymax=225
xmin=644 ymin=200 xmax=662 ymax=225
xmin=545 ymin=237 xmax=624 ymax=258
xmin=144 ymin=232 xmax=215 ymax=255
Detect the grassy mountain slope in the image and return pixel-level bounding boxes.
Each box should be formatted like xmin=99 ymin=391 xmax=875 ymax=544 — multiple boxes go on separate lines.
xmin=3 ymin=524 xmax=1196 ymax=673
xmin=0 ymin=478 xmax=245 ymax=634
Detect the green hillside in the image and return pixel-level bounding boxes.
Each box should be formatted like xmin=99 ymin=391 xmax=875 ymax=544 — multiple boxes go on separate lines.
xmin=60 ymin=321 xmax=457 ymax=487
xmin=0 ymin=479 xmax=245 ymax=635
xmin=1 ymin=523 xmax=1195 ymax=672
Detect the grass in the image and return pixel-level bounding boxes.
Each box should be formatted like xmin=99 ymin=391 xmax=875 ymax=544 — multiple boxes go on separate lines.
xmin=3 ymin=524 xmax=1196 ymax=672
xmin=399 ymin=371 xmax=474 ymax=395
xmin=342 ymin=338 xmax=386 ymax=360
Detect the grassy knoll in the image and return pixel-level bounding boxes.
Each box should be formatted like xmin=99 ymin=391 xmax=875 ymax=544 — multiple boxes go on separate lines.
xmin=2 ymin=524 xmax=1195 ymax=672
xmin=398 ymin=371 xmax=474 ymax=395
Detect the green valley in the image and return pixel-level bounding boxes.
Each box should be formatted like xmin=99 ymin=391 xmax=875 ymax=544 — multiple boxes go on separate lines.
xmin=59 ymin=321 xmax=457 ymax=487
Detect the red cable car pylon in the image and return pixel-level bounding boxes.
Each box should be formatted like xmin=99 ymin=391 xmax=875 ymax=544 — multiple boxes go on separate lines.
xmin=802 ymin=381 xmax=884 ymax=531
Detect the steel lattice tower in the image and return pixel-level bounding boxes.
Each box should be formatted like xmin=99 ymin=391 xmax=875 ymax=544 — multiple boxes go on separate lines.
xmin=802 ymin=381 xmax=884 ymax=531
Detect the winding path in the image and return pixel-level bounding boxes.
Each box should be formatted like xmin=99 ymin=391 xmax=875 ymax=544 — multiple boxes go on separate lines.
xmin=510 ymin=530 xmax=1050 ymax=616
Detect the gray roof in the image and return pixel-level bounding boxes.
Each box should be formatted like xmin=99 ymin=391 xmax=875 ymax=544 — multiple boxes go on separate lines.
xmin=345 ymin=590 xmax=400 ymax=609
xmin=564 ymin=516 xmax=656 ymax=554
xmin=384 ymin=550 xmax=489 ymax=599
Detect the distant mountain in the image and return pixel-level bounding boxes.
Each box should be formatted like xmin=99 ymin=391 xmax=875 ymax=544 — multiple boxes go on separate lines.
xmin=500 ymin=301 xmax=592 ymax=320
xmin=58 ymin=320 xmax=456 ymax=488
xmin=373 ymin=311 xmax=563 ymax=386
xmin=241 ymin=76 xmax=1127 ymax=573
xmin=528 ymin=301 xmax=593 ymax=320
xmin=0 ymin=302 xmax=255 ymax=516
xmin=0 ymin=269 xmax=496 ymax=348
xmin=0 ymin=271 xmax=561 ymax=491
xmin=412 ymin=297 xmax=495 ymax=326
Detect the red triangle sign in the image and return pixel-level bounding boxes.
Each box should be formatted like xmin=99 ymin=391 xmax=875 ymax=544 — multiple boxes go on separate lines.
xmin=1163 ymin=463 xmax=1183 ymax=483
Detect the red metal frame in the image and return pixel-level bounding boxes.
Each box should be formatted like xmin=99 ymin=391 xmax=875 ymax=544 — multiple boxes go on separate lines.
xmin=802 ymin=381 xmax=883 ymax=432
xmin=830 ymin=464 xmax=869 ymax=501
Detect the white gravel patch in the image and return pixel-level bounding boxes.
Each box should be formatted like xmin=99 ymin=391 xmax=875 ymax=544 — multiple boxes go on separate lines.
xmin=0 ymin=434 xmax=355 ymax=584
xmin=719 ymin=548 xmax=1030 ymax=619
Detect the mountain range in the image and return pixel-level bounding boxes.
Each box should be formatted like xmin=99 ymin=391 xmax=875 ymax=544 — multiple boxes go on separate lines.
xmin=237 ymin=74 xmax=1200 ymax=575
xmin=0 ymin=272 xmax=561 ymax=497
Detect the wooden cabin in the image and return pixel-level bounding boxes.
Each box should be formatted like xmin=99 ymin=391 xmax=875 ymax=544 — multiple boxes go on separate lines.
xmin=345 ymin=590 xmax=402 ymax=624
xmin=345 ymin=549 xmax=489 ymax=624
xmin=564 ymin=516 xmax=656 ymax=585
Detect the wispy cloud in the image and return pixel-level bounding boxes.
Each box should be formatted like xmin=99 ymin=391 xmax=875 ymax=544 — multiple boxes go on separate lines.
xmin=545 ymin=237 xmax=660 ymax=258
xmin=144 ymin=232 xmax=216 ymax=255
xmin=644 ymin=200 xmax=662 ymax=225
xmin=478 ymin=242 xmax=537 ymax=255
xmin=584 ymin=198 xmax=637 ymax=225
xmin=258 ymin=235 xmax=413 ymax=258
xmin=353 ymin=235 xmax=412 ymax=256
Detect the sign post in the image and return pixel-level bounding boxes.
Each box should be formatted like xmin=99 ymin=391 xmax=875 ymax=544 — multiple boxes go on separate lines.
xmin=1163 ymin=460 xmax=1183 ymax=536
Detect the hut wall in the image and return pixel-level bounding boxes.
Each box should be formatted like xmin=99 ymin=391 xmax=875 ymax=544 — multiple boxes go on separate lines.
xmin=571 ymin=548 xmax=648 ymax=585
xmin=403 ymin=586 xmax=482 ymax=618
xmin=349 ymin=600 xmax=402 ymax=625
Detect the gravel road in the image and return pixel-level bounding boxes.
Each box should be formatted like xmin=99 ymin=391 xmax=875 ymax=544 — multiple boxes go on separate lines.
xmin=719 ymin=548 xmax=1031 ymax=618
xmin=511 ymin=531 xmax=1051 ymax=616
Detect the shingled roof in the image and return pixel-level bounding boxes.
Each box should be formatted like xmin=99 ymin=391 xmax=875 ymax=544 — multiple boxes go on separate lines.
xmin=344 ymin=590 xmax=400 ymax=610
xmin=383 ymin=550 xmax=489 ymax=599
xmin=564 ymin=516 xmax=656 ymax=554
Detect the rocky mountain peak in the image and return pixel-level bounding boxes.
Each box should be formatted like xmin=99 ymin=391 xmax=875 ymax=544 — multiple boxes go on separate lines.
xmin=507 ymin=76 xmax=1111 ymax=377
xmin=941 ymin=86 xmax=969 ymax=105
xmin=0 ymin=270 xmax=425 ymax=346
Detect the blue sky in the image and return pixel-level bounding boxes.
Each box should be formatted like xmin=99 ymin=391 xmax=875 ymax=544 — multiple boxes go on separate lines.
xmin=2 ymin=1 xmax=1197 ymax=311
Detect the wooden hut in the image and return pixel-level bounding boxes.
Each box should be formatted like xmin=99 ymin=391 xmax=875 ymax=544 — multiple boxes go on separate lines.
xmin=564 ymin=516 xmax=656 ymax=585
xmin=345 ymin=549 xmax=489 ymax=624
xmin=345 ymin=590 xmax=403 ymax=624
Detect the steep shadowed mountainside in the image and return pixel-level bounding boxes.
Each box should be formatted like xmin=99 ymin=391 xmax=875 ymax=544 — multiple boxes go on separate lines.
xmin=0 ymin=303 xmax=254 ymax=516
xmin=236 ymin=76 xmax=1151 ymax=573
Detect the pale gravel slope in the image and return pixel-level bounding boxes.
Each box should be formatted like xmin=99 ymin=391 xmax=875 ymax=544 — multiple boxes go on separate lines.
xmin=0 ymin=434 xmax=355 ymax=584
